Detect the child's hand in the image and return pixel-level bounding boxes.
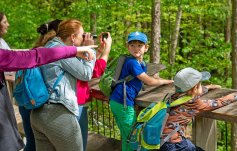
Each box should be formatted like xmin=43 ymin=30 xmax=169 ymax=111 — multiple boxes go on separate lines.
xmin=159 ymin=79 xmax=174 ymax=85
xmin=152 ymin=73 xmax=160 ymax=79
xmin=205 ymin=84 xmax=221 ymax=90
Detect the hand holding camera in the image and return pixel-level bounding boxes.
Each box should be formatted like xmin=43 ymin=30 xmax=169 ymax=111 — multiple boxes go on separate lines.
xmin=102 ymin=32 xmax=109 ymax=41
xmin=97 ymin=32 xmax=112 ymax=55
xmin=98 ymin=32 xmax=112 ymax=62
xmin=82 ymin=33 xmax=95 ymax=46
xmin=81 ymin=32 xmax=112 ymax=60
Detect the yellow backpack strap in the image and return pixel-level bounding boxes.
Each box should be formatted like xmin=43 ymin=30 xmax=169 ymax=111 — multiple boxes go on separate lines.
xmin=170 ymin=96 xmax=192 ymax=107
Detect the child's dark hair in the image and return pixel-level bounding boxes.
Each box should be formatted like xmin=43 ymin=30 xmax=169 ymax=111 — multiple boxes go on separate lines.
xmin=34 ymin=19 xmax=63 ymax=48
xmin=37 ymin=19 xmax=62 ymax=35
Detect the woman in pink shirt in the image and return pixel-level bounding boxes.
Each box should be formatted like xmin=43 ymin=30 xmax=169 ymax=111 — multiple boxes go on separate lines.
xmin=76 ymin=34 xmax=112 ymax=151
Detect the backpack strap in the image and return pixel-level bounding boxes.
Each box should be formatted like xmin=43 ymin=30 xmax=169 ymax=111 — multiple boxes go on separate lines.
xmin=170 ymin=95 xmax=192 ymax=107
xmin=122 ymin=75 xmax=134 ymax=108
xmin=111 ymin=55 xmax=134 ymax=109
xmin=126 ymin=122 xmax=140 ymax=143
xmin=112 ymin=55 xmax=127 ymax=83
xmin=48 ymin=71 xmax=65 ymax=97
xmin=160 ymin=95 xmax=192 ymax=146
xmin=160 ymin=123 xmax=180 ymax=146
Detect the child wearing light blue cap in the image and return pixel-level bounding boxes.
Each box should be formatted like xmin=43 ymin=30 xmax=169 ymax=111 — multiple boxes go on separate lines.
xmin=160 ymin=67 xmax=237 ymax=151
xmin=109 ymin=31 xmax=173 ymax=151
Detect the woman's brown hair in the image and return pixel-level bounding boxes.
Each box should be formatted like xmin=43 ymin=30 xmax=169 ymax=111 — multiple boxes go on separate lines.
xmin=0 ymin=12 xmax=5 ymax=37
xmin=57 ymin=19 xmax=83 ymax=41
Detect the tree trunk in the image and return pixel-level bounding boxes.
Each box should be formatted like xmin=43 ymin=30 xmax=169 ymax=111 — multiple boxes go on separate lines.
xmin=232 ymin=0 xmax=237 ymax=88
xmin=225 ymin=0 xmax=232 ymax=43
xmin=169 ymin=6 xmax=182 ymax=65
xmin=136 ymin=11 xmax=142 ymax=29
xmin=90 ymin=13 xmax=97 ymax=34
xmin=150 ymin=0 xmax=161 ymax=63
xmin=231 ymin=0 xmax=237 ymax=151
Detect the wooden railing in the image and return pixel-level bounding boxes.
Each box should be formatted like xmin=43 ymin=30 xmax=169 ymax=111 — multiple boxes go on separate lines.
xmin=6 ymin=66 xmax=237 ymax=151
xmin=88 ymin=89 xmax=120 ymax=140
xmin=88 ymin=78 xmax=237 ymax=151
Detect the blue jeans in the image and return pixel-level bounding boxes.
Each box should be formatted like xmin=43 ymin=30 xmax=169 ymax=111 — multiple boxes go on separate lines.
xmin=19 ymin=106 xmax=36 ymax=151
xmin=76 ymin=106 xmax=88 ymax=151
xmin=160 ymin=138 xmax=197 ymax=151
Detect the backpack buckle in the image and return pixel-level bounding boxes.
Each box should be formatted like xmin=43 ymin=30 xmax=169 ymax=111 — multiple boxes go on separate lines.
xmin=137 ymin=145 xmax=141 ymax=151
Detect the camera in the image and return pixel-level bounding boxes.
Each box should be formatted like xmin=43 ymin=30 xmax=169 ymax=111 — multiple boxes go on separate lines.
xmin=82 ymin=34 xmax=97 ymax=40
xmin=102 ymin=33 xmax=108 ymax=40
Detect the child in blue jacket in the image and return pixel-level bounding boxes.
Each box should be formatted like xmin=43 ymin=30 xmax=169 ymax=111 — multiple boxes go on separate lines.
xmin=110 ymin=31 xmax=173 ymax=151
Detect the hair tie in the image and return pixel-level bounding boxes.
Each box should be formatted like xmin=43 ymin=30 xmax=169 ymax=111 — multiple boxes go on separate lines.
xmin=45 ymin=23 xmax=49 ymax=33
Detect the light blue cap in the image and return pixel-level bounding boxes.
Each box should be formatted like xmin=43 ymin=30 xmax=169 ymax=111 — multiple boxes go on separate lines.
xmin=174 ymin=67 xmax=211 ymax=92
xmin=127 ymin=31 xmax=148 ymax=44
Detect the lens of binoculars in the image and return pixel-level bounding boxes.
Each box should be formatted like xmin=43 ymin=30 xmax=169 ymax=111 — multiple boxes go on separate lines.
xmin=83 ymin=34 xmax=97 ymax=39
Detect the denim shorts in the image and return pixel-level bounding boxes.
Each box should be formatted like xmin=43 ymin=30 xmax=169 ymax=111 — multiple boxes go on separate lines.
xmin=159 ymin=138 xmax=203 ymax=151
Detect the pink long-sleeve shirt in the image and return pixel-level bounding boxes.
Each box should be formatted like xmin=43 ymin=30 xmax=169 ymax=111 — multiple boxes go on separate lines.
xmin=76 ymin=59 xmax=106 ymax=105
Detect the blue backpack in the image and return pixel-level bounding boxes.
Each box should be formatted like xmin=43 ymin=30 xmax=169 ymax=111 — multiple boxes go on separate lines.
xmin=127 ymin=94 xmax=192 ymax=151
xmin=13 ymin=68 xmax=64 ymax=109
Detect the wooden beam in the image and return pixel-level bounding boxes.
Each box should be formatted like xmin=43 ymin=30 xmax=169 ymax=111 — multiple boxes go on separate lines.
xmin=192 ymin=117 xmax=217 ymax=151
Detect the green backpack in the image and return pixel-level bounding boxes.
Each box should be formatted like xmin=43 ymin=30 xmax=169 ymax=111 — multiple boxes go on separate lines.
xmin=127 ymin=94 xmax=192 ymax=151
xmin=99 ymin=55 xmax=134 ymax=106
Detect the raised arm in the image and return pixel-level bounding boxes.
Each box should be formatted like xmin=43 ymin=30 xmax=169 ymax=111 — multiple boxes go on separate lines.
xmin=137 ymin=72 xmax=173 ymax=86
xmin=0 ymin=46 xmax=76 ymax=71
xmin=0 ymin=45 xmax=97 ymax=72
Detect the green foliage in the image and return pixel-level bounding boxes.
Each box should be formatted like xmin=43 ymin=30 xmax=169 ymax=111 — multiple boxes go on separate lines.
xmin=217 ymin=121 xmax=231 ymax=151
xmin=0 ymin=0 xmax=234 ymax=148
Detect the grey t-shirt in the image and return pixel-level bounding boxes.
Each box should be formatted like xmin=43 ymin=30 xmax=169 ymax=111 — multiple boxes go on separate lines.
xmin=0 ymin=38 xmax=10 ymax=50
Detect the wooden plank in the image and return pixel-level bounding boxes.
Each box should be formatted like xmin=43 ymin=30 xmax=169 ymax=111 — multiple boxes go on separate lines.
xmin=192 ymin=117 xmax=217 ymax=151
xmin=135 ymin=84 xmax=174 ymax=107
xmin=146 ymin=63 xmax=166 ymax=76
xmin=13 ymin=105 xmax=25 ymax=137
xmin=5 ymin=72 xmax=16 ymax=104
xmin=200 ymin=88 xmax=237 ymax=100
xmin=90 ymin=75 xmax=237 ymax=122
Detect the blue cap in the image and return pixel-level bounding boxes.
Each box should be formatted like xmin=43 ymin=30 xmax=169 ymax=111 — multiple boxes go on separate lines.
xmin=127 ymin=32 xmax=148 ymax=44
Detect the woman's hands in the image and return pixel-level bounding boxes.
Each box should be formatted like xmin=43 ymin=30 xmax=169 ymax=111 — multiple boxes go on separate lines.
xmin=82 ymin=33 xmax=95 ymax=46
xmin=76 ymin=45 xmax=97 ymax=61
xmin=80 ymin=32 xmax=112 ymax=62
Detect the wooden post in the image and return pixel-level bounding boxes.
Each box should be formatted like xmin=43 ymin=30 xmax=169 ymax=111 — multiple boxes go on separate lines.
xmin=192 ymin=117 xmax=217 ymax=151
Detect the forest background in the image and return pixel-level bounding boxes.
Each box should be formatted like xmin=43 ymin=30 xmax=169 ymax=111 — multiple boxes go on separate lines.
xmin=1 ymin=0 xmax=236 ymax=150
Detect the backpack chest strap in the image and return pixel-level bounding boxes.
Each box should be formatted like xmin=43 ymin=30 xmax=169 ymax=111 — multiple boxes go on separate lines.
xmin=160 ymin=123 xmax=181 ymax=146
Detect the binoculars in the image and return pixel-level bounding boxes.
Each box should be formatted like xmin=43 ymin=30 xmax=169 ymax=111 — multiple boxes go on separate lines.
xmin=83 ymin=33 xmax=108 ymax=40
